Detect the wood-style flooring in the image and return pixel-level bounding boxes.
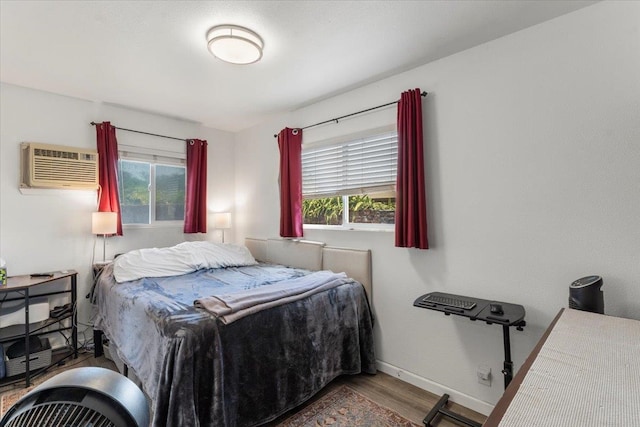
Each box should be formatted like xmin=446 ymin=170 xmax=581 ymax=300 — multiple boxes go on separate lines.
xmin=1 ymin=349 xmax=487 ymax=426
xmin=266 ymin=370 xmax=487 ymax=426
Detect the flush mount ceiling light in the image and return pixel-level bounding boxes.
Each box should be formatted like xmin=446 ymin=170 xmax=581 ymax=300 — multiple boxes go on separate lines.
xmin=206 ymin=24 xmax=263 ymax=65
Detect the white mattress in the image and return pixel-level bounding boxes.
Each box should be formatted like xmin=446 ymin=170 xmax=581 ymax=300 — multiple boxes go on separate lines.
xmin=498 ymin=309 xmax=640 ymax=426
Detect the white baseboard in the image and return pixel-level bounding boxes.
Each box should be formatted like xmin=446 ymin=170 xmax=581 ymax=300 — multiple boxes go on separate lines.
xmin=376 ymin=360 xmax=495 ymax=416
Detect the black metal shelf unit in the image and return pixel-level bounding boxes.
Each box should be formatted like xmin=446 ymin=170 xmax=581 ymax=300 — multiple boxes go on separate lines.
xmin=0 ymin=271 xmax=78 ymax=387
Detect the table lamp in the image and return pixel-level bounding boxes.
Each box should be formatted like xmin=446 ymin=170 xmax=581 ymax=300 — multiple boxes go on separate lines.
xmin=92 ymin=212 xmax=118 ymax=262
xmin=213 ymin=212 xmax=231 ymax=243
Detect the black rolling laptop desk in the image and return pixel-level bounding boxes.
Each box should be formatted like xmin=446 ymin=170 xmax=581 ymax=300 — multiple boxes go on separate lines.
xmin=413 ymin=292 xmax=526 ymax=427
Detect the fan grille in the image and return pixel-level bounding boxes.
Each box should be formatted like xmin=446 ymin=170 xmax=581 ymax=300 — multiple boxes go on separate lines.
xmin=5 ymin=402 xmax=115 ymax=427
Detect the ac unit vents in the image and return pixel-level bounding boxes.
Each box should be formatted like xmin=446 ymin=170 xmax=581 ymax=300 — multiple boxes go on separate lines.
xmin=20 ymin=142 xmax=99 ymax=190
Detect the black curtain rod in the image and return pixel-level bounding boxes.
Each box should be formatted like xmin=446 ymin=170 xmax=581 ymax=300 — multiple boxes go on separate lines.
xmin=90 ymin=122 xmax=187 ymax=142
xmin=273 ymin=91 xmax=427 ymax=138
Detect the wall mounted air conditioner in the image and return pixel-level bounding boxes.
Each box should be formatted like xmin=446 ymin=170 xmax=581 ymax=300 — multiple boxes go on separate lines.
xmin=20 ymin=142 xmax=99 ymax=190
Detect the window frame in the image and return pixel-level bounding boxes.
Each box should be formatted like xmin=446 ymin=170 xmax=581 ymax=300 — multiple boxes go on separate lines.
xmin=303 ymin=195 xmax=395 ymax=232
xmin=118 ymin=153 xmax=186 ymax=229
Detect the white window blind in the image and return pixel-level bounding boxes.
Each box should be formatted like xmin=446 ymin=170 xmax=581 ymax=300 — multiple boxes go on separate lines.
xmin=119 ymin=144 xmax=185 ymax=166
xmin=302 ymin=130 xmax=397 ymax=198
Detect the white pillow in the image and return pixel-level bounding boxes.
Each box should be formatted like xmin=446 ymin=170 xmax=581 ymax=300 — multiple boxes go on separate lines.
xmin=113 ymin=241 xmax=257 ymax=283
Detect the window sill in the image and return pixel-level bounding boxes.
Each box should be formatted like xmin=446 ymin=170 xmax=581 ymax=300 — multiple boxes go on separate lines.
xmin=303 ymin=224 xmax=394 ymax=233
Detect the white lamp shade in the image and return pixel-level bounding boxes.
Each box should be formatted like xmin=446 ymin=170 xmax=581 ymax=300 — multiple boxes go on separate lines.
xmin=213 ymin=212 xmax=232 ymax=229
xmin=92 ymin=212 xmax=118 ymax=235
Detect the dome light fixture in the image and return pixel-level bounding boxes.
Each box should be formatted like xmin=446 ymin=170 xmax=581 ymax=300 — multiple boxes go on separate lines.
xmin=206 ymin=24 xmax=263 ymax=65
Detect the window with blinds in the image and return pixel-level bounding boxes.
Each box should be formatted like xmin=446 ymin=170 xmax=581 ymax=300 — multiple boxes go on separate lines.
xmin=302 ymin=130 xmax=397 ymax=198
xmin=302 ymin=129 xmax=397 ymax=228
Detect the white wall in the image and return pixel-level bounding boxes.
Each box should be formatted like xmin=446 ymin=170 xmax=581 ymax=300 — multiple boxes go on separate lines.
xmin=235 ymin=1 xmax=640 ymax=413
xmin=0 ymin=83 xmax=235 ymax=334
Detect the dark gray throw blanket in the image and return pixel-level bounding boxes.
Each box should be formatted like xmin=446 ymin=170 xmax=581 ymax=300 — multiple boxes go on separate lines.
xmin=94 ymin=263 xmax=376 ymax=427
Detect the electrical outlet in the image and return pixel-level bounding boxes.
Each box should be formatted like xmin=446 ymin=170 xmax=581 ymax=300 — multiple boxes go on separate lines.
xmin=477 ymin=365 xmax=491 ymax=386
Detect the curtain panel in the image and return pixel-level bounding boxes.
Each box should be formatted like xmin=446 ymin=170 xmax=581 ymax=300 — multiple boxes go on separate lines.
xmin=277 ymin=128 xmax=304 ymax=238
xmin=95 ymin=121 xmax=123 ymax=236
xmin=184 ymin=139 xmax=208 ymax=234
xmin=395 ymin=88 xmax=429 ymax=249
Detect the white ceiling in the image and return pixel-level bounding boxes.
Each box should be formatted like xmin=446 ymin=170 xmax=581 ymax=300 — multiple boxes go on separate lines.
xmin=0 ymin=1 xmax=596 ymax=132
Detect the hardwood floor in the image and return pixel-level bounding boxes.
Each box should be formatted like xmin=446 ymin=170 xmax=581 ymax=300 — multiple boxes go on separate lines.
xmin=266 ymin=371 xmax=487 ymax=426
xmin=1 ymin=349 xmax=487 ymax=427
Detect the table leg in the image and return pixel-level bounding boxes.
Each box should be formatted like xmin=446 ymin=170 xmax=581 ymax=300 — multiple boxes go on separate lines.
xmin=502 ymin=325 xmax=513 ymax=389
xmin=423 ymin=393 xmax=481 ymax=427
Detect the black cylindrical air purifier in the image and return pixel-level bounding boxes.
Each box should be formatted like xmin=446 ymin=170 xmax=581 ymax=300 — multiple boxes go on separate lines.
xmin=569 ymin=275 xmax=604 ymax=314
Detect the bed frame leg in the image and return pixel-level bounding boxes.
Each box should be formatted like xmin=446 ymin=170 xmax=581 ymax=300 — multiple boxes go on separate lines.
xmin=93 ymin=329 xmax=104 ymax=358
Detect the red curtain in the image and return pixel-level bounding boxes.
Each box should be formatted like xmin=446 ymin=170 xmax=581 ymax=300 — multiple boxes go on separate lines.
xmin=395 ymin=88 xmax=429 ymax=249
xmin=95 ymin=121 xmax=123 ymax=236
xmin=277 ymin=128 xmax=303 ymax=238
xmin=184 ymin=139 xmax=208 ymax=233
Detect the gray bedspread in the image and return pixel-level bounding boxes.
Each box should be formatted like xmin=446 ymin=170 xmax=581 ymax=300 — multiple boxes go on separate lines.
xmin=94 ymin=262 xmax=376 ymax=427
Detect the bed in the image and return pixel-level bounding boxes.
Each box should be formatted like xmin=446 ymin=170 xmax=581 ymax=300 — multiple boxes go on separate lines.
xmin=93 ymin=238 xmax=375 ymax=427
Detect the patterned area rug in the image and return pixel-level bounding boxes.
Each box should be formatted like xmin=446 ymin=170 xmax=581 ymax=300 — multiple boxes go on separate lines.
xmin=0 ymin=369 xmax=60 ymax=417
xmin=1 ymin=382 xmax=40 ymax=417
xmin=278 ymin=385 xmax=421 ymax=427
xmin=0 ymin=388 xmax=28 ymax=418
xmin=2 ymin=380 xmax=421 ymax=426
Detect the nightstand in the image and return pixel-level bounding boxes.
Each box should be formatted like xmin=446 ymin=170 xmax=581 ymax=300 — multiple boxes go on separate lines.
xmin=92 ymin=261 xmax=112 ymax=279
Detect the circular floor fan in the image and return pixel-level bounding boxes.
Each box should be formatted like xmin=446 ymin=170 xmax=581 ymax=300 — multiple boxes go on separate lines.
xmin=0 ymin=367 xmax=149 ymax=427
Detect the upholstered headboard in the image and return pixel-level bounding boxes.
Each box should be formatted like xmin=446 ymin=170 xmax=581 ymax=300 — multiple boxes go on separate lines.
xmin=245 ymin=238 xmax=372 ymax=301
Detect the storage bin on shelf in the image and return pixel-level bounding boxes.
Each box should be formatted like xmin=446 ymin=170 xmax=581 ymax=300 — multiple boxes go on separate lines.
xmin=5 ymin=338 xmax=51 ymax=377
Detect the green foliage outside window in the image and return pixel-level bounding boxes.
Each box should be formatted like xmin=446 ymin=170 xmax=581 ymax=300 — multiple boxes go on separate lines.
xmin=302 ymin=196 xmax=343 ymax=225
xmin=156 ymin=165 xmax=185 ymax=205
xmin=303 ymin=195 xmax=396 ymax=225
xmin=119 ymin=162 xmax=149 ymax=206
xmin=118 ymin=160 xmax=185 ymax=224
xmin=348 ymin=195 xmax=395 ymax=212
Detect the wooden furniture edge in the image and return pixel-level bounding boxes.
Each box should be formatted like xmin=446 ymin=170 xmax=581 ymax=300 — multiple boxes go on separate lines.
xmin=482 ymin=307 xmax=565 ymax=426
xmin=4 ymin=270 xmax=78 ymax=291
